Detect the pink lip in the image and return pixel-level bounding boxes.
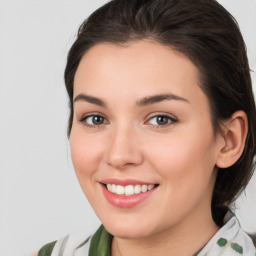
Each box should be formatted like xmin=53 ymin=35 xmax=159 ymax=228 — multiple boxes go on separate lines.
xmin=100 ymin=183 xmax=158 ymax=208
xmin=100 ymin=178 xmax=155 ymax=186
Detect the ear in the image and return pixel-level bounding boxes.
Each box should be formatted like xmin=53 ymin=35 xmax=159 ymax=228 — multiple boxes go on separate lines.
xmin=216 ymin=110 xmax=248 ymax=168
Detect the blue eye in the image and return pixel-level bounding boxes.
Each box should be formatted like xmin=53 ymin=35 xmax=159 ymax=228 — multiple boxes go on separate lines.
xmin=148 ymin=115 xmax=177 ymax=126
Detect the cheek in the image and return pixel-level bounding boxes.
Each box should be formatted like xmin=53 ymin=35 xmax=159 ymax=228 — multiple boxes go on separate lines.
xmin=144 ymin=126 xmax=217 ymax=186
xmin=69 ymin=129 xmax=103 ymax=183
xmin=143 ymin=129 xmax=217 ymax=219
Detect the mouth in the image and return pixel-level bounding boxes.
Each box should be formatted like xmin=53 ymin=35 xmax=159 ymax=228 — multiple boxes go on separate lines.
xmin=103 ymin=183 xmax=158 ymax=196
xmin=99 ymin=180 xmax=159 ymax=208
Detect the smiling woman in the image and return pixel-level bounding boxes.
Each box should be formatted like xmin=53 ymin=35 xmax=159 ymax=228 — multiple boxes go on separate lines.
xmin=38 ymin=0 xmax=256 ymax=255
xmin=71 ymin=41 xmax=221 ymax=242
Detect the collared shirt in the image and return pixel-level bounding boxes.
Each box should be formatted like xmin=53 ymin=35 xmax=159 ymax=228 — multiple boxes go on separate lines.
xmin=39 ymin=212 xmax=256 ymax=256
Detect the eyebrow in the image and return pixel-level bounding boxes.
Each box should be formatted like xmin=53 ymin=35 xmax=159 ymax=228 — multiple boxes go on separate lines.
xmin=73 ymin=94 xmax=107 ymax=107
xmin=136 ymin=93 xmax=189 ymax=106
xmin=73 ymin=93 xmax=189 ymax=107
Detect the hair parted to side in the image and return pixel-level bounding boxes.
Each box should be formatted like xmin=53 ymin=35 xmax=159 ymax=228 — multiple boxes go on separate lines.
xmin=64 ymin=0 xmax=256 ymax=207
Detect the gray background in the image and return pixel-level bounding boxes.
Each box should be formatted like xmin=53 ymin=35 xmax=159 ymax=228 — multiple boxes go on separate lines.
xmin=0 ymin=1 xmax=255 ymax=255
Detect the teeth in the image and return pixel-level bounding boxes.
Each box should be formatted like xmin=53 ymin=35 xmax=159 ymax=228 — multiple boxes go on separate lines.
xmin=134 ymin=184 xmax=141 ymax=194
xmin=147 ymin=184 xmax=154 ymax=190
xmin=105 ymin=184 xmax=156 ymax=196
xmin=125 ymin=185 xmax=134 ymax=196
xmin=116 ymin=185 xmax=124 ymax=195
xmin=111 ymin=184 xmax=117 ymax=193
xmin=141 ymin=185 xmax=147 ymax=192
xmin=106 ymin=184 xmax=112 ymax=192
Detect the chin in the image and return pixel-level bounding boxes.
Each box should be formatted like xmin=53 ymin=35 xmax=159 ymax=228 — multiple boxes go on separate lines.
xmin=101 ymin=216 xmax=158 ymax=239
xmin=106 ymin=225 xmax=153 ymax=239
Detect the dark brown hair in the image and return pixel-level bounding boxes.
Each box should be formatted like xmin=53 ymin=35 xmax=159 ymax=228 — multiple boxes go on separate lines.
xmin=64 ymin=0 xmax=256 ymax=206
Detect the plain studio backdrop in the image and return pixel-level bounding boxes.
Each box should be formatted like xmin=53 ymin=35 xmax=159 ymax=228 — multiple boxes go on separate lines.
xmin=0 ymin=0 xmax=255 ymax=255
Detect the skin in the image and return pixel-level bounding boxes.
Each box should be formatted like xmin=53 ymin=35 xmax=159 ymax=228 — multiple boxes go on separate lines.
xmin=69 ymin=40 xmax=240 ymax=256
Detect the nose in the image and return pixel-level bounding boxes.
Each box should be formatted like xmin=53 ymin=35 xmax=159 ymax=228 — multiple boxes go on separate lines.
xmin=104 ymin=125 xmax=143 ymax=169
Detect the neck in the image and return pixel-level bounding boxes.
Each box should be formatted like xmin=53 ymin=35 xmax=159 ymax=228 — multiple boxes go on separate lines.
xmin=112 ymin=206 xmax=219 ymax=256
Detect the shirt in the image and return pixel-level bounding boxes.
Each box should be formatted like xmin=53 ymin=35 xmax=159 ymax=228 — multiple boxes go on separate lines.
xmin=38 ymin=211 xmax=256 ymax=256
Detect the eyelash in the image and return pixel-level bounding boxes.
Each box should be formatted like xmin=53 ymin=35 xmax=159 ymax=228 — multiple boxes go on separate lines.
xmin=79 ymin=114 xmax=108 ymax=128
xmin=79 ymin=113 xmax=178 ymax=129
xmin=146 ymin=114 xmax=178 ymax=128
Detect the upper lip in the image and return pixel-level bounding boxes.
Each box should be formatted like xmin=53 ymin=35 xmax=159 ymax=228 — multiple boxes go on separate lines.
xmin=100 ymin=178 xmax=157 ymax=186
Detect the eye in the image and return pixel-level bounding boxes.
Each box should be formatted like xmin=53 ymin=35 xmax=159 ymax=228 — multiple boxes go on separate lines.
xmin=147 ymin=115 xmax=177 ymax=127
xmin=79 ymin=114 xmax=108 ymax=127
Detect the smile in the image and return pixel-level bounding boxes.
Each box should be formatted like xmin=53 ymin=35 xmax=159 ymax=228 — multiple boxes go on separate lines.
xmin=105 ymin=184 xmax=156 ymax=196
xmin=100 ymin=180 xmax=159 ymax=208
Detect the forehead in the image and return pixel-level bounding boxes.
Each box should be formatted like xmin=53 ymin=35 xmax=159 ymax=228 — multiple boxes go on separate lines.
xmin=73 ymin=40 xmax=207 ymax=108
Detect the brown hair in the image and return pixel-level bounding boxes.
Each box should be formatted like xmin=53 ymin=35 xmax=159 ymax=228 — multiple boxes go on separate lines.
xmin=64 ymin=0 xmax=256 ymax=206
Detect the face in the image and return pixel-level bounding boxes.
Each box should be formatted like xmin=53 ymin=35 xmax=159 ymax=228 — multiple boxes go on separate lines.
xmin=70 ymin=40 xmax=222 ymax=239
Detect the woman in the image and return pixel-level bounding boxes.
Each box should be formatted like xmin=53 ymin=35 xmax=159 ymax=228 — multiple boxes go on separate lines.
xmin=38 ymin=0 xmax=256 ymax=255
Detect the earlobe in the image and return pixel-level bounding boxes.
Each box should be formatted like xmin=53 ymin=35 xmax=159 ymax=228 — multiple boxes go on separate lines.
xmin=216 ymin=110 xmax=248 ymax=168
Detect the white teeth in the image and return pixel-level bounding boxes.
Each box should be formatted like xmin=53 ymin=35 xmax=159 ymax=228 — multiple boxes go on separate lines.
xmin=141 ymin=185 xmax=147 ymax=192
xmin=116 ymin=185 xmax=125 ymax=195
xmin=106 ymin=184 xmax=112 ymax=192
xmin=147 ymin=184 xmax=154 ymax=190
xmin=111 ymin=184 xmax=117 ymax=193
xmin=106 ymin=184 xmax=156 ymax=196
xmin=134 ymin=184 xmax=141 ymax=194
xmin=124 ymin=185 xmax=134 ymax=196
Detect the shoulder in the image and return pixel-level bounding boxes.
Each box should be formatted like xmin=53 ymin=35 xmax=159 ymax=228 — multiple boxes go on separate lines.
xmin=221 ymin=215 xmax=256 ymax=255
xmin=37 ymin=225 xmax=111 ymax=256
xmin=198 ymin=211 xmax=256 ymax=256
xmin=38 ymin=241 xmax=57 ymax=256
xmin=37 ymin=232 xmax=92 ymax=256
